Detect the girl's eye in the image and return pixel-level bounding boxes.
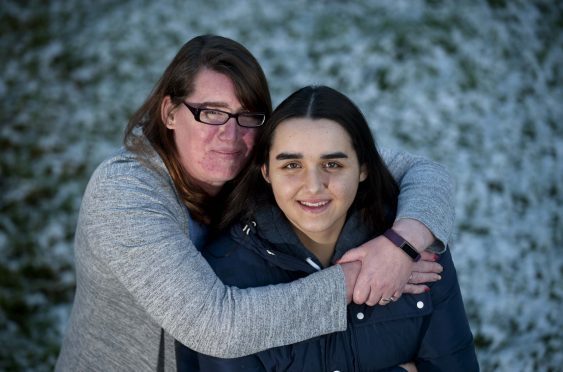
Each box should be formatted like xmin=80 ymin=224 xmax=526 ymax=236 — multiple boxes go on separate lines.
xmin=283 ymin=162 xmax=301 ymax=170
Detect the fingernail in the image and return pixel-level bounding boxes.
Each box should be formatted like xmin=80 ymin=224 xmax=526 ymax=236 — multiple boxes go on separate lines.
xmin=424 ymin=287 xmax=431 ymax=292
xmin=435 ymin=275 xmax=441 ymax=280
xmin=434 ymin=254 xmax=440 ymax=261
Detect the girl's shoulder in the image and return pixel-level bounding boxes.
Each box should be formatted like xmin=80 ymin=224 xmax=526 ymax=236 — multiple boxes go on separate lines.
xmin=428 ymin=247 xmax=463 ymax=304
xmin=203 ymin=228 xmax=293 ymax=289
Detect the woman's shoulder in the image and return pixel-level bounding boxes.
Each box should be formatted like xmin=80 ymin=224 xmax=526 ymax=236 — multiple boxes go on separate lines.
xmin=79 ymin=146 xmax=184 ymax=225
xmin=85 ymin=144 xmax=173 ymax=199
xmin=92 ymin=144 xmax=166 ymax=180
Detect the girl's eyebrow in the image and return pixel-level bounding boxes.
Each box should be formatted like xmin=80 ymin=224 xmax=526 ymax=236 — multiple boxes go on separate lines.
xmin=275 ymin=152 xmax=302 ymax=160
xmin=320 ymin=152 xmax=348 ymax=159
xmin=274 ymin=152 xmax=349 ymax=160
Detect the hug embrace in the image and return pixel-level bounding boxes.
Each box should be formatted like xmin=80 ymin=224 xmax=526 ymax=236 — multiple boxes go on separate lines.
xmin=56 ymin=35 xmax=478 ymax=371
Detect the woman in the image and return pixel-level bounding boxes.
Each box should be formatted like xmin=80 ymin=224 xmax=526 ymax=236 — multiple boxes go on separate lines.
xmin=180 ymin=86 xmax=479 ymax=371
xmin=56 ymin=35 xmax=453 ymax=371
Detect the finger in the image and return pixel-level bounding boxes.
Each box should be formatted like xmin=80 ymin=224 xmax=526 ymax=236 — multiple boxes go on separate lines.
xmin=419 ymin=250 xmax=439 ymax=262
xmin=352 ymin=266 xmax=380 ymax=304
xmin=366 ymin=288 xmax=382 ymax=306
xmin=341 ymin=261 xmax=361 ymax=303
xmin=403 ymin=284 xmax=430 ymax=294
xmin=411 ymin=260 xmax=443 ymax=274
xmin=364 ymin=278 xmax=404 ymax=305
xmin=337 ymin=247 xmax=366 ymax=264
xmin=378 ymin=297 xmax=391 ymax=306
xmin=379 ymin=291 xmax=401 ymax=304
xmin=353 ymin=283 xmax=371 ymax=305
xmin=409 ymin=271 xmax=441 ymax=284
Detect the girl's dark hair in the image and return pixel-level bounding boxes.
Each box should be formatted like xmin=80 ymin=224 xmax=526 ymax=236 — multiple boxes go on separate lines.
xmin=222 ymin=85 xmax=398 ymax=233
xmin=124 ymin=35 xmax=272 ymax=224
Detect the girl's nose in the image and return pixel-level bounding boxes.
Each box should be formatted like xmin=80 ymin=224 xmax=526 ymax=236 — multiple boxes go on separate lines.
xmin=304 ymin=168 xmax=325 ymax=193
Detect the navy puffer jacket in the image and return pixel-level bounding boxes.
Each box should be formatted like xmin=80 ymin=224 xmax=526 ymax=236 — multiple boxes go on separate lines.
xmin=177 ymin=206 xmax=479 ymax=371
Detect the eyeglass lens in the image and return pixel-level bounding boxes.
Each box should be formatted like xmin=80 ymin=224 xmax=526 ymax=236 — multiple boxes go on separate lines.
xmin=200 ymin=109 xmax=263 ymax=127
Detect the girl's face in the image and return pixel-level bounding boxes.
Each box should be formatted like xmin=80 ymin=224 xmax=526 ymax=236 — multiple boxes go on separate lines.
xmin=262 ymin=118 xmax=367 ymax=246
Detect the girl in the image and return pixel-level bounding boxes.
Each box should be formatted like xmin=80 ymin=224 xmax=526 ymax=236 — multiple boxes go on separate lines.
xmin=180 ymin=86 xmax=479 ymax=371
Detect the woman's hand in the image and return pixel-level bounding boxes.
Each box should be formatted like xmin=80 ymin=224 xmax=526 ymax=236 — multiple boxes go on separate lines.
xmin=340 ymin=261 xmax=361 ymax=304
xmin=337 ymin=235 xmax=414 ymax=305
xmin=337 ymin=218 xmax=441 ymax=306
xmin=402 ymin=250 xmax=443 ymax=295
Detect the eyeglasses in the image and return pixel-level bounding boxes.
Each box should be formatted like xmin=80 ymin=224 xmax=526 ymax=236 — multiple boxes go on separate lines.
xmin=182 ymin=102 xmax=266 ymax=128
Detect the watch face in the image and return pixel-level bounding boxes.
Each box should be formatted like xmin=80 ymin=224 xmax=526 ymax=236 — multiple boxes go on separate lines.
xmin=384 ymin=229 xmax=420 ymax=261
xmin=402 ymin=242 xmax=420 ymax=260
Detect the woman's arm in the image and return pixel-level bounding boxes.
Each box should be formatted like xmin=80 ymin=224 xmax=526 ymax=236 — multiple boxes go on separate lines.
xmin=339 ymin=149 xmax=454 ymax=305
xmin=379 ymin=147 xmax=455 ymax=248
xmin=83 ymin=161 xmax=348 ymax=358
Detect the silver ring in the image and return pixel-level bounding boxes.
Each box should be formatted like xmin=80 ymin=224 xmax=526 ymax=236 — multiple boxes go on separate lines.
xmin=380 ymin=298 xmax=392 ymax=303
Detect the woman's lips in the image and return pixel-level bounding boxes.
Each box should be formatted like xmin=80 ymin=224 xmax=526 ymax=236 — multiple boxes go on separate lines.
xmin=213 ymin=149 xmax=241 ymax=158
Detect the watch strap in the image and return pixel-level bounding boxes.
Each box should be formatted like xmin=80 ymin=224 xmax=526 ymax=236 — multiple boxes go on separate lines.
xmin=383 ymin=228 xmax=421 ymax=262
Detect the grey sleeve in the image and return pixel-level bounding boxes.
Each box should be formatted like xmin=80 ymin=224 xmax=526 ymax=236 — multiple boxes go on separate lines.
xmin=81 ymin=169 xmax=347 ymax=358
xmin=379 ymin=148 xmax=455 ymax=249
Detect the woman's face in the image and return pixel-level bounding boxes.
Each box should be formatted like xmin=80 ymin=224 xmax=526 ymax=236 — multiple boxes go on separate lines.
xmin=262 ymin=118 xmax=367 ymax=245
xmin=163 ymin=68 xmax=258 ymax=195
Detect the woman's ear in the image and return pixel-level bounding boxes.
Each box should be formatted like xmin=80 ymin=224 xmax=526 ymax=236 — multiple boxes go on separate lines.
xmin=359 ymin=164 xmax=368 ymax=182
xmin=161 ymin=96 xmax=176 ymax=129
xmin=261 ymin=164 xmax=271 ymax=183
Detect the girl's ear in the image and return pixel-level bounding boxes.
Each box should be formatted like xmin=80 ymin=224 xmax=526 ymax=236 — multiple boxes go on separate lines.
xmin=261 ymin=164 xmax=270 ymax=183
xmin=161 ymin=96 xmax=176 ymax=129
xmin=359 ymin=164 xmax=368 ymax=182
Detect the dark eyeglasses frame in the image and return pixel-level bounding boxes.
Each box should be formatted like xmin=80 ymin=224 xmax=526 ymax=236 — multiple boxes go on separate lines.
xmin=182 ymin=102 xmax=266 ymax=128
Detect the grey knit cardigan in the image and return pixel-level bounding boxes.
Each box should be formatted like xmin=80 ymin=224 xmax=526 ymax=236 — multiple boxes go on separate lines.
xmin=56 ymin=139 xmax=454 ymax=371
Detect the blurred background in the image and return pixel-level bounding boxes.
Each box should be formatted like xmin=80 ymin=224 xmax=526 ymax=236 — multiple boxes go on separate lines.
xmin=1 ymin=0 xmax=561 ymax=370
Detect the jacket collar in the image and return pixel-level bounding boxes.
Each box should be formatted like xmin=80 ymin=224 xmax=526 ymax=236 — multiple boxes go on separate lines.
xmin=234 ymin=203 xmax=373 ymax=270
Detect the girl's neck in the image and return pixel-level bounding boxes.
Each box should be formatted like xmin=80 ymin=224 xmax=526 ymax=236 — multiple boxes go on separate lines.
xmin=293 ymin=227 xmax=341 ymax=268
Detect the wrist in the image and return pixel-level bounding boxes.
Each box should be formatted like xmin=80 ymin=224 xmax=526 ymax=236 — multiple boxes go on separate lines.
xmin=392 ymin=218 xmax=435 ymax=253
xmin=383 ymin=228 xmax=421 ymax=262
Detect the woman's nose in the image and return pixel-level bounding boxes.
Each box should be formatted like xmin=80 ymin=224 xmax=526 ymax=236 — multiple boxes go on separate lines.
xmin=218 ymin=118 xmax=239 ymax=140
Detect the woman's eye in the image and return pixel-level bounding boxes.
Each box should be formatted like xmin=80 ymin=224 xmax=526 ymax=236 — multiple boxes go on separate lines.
xmin=203 ymin=110 xmax=223 ymax=117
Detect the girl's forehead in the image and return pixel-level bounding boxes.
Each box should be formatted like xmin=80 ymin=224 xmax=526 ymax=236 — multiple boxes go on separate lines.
xmin=270 ymin=118 xmax=354 ymax=155
xmin=274 ymin=117 xmax=348 ymax=137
